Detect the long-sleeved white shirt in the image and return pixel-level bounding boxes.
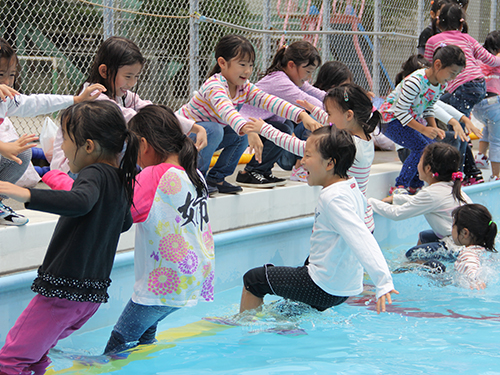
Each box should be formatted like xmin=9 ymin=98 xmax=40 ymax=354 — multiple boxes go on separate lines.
xmin=307 ymin=179 xmax=394 ymax=300
xmin=368 ymin=181 xmax=472 ymax=238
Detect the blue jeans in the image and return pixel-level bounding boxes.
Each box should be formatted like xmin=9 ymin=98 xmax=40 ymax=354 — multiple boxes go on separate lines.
xmin=441 ymin=79 xmax=486 ymax=171
xmin=104 ymin=299 xmax=179 ymax=354
xmin=191 ymin=121 xmax=248 ymax=182
xmin=473 ymin=97 xmax=500 ymax=163
xmin=382 ymin=119 xmax=434 ymax=189
xmin=406 ymin=230 xmax=459 ymax=262
xmin=245 ymin=120 xmax=294 ymax=174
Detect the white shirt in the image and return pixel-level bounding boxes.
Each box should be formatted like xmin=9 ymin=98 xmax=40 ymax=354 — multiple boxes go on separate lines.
xmin=307 ymin=179 xmax=394 ymax=300
xmin=368 ymin=181 xmax=472 ymax=238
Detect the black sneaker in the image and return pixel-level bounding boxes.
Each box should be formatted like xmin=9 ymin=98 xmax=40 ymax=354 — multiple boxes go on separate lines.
xmin=236 ymin=171 xmax=277 ymax=188
xmin=208 ymin=179 xmax=242 ymax=194
xmin=207 ymin=184 xmax=219 ymax=197
xmin=263 ymin=173 xmax=287 ymax=186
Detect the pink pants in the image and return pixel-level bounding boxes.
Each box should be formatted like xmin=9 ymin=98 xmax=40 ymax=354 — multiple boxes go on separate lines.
xmin=0 ymin=294 xmax=100 ymax=375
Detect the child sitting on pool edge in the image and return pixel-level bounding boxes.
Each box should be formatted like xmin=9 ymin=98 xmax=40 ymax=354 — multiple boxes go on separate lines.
xmin=240 ymin=126 xmax=398 ymax=314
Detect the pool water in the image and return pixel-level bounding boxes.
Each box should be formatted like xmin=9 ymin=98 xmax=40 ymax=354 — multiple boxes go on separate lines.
xmin=46 ymin=245 xmax=500 ymax=375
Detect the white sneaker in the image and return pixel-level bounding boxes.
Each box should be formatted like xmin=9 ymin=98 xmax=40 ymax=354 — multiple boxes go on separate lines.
xmin=475 ymin=153 xmax=489 ymax=169
xmin=0 ymin=201 xmax=29 ymax=226
xmin=290 ymin=165 xmax=308 ymax=182
xmin=489 ymin=175 xmax=500 ymax=182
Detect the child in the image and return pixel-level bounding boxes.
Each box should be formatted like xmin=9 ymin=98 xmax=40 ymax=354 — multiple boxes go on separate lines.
xmin=313 ymin=61 xmax=353 ymax=91
xmin=452 ymin=204 xmax=497 ymax=290
xmin=51 ymin=36 xmax=207 ymax=173
xmin=240 ymin=126 xmax=397 ymax=314
xmin=472 ymin=31 xmax=500 ymax=181
xmin=424 ymin=3 xmax=500 ymax=180
xmin=177 ymin=35 xmax=321 ymax=194
xmin=0 ymin=101 xmax=138 ymax=373
xmin=417 ymin=0 xmax=451 ymax=56
xmin=368 ymin=143 xmax=472 ymax=262
xmin=104 ymin=105 xmax=213 ymax=353
xmin=247 ymin=84 xmax=380 ymax=232
xmin=379 ymin=45 xmax=465 ymax=192
xmin=0 ymin=38 xmax=105 ymax=225
xmin=237 ymin=41 xmax=324 ymax=186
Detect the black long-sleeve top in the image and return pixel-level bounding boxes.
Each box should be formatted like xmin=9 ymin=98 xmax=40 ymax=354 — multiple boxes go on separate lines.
xmin=26 ymin=163 xmax=133 ymax=303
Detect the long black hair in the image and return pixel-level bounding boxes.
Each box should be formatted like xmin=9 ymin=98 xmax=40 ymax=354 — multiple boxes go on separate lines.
xmin=453 ymin=204 xmax=497 ymax=251
xmin=129 ymin=105 xmax=207 ymax=197
xmin=83 ymin=36 xmax=145 ymax=99
xmin=60 ymin=101 xmax=139 ymax=205
xmin=421 ymin=142 xmax=465 ymax=203
xmin=324 ymin=83 xmax=381 ymax=140
xmin=264 ymin=40 xmax=321 ymax=78
xmin=438 ymin=3 xmax=468 ymax=33
xmin=395 ymin=55 xmax=431 ymax=86
xmin=313 ymin=61 xmax=352 ymax=91
xmin=484 ymin=30 xmax=500 ymax=55
xmin=432 ymin=44 xmax=466 ymax=69
xmin=208 ymin=35 xmax=256 ymax=78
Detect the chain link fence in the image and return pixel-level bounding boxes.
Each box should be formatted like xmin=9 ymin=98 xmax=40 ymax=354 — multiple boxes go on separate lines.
xmin=1 ymin=0 xmax=498 ymax=135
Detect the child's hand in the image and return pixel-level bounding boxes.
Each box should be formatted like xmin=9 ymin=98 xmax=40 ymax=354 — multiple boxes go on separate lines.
xmin=299 ymin=112 xmax=322 ymax=131
xmin=245 ymin=117 xmax=266 ymax=133
xmin=382 ymin=196 xmax=393 ymax=204
xmin=470 ymin=280 xmax=486 ymax=290
xmin=449 ymin=119 xmax=467 ymax=142
xmin=0 ymin=135 xmax=38 ymax=164
xmin=0 ymin=181 xmax=31 ymax=203
xmin=74 ymin=83 xmax=106 ymax=103
xmin=0 ymin=84 xmax=19 ymax=101
xmin=190 ymin=124 xmax=208 ymax=150
xmin=247 ymin=132 xmax=263 ymax=163
xmin=376 ymin=289 xmax=399 ymax=314
xmin=462 ymin=116 xmax=483 ymax=139
xmin=296 ymin=99 xmax=315 ymax=112
xmin=422 ymin=126 xmax=445 ymax=140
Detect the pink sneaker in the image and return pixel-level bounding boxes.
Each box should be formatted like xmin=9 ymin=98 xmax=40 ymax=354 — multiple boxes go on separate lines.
xmin=475 ymin=153 xmax=489 ymax=169
xmin=290 ymin=165 xmax=308 ymax=182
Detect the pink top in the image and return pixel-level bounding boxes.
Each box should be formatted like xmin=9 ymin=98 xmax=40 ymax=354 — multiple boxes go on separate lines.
xmin=424 ymin=30 xmax=500 ymax=93
xmin=176 ymin=73 xmax=304 ymax=135
xmin=481 ymin=63 xmax=500 ymax=96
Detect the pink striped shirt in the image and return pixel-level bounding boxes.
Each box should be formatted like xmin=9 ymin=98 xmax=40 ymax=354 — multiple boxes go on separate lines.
xmin=455 ymin=245 xmax=484 ymax=282
xmin=424 ymin=30 xmax=500 ymax=93
xmin=176 ymin=73 xmax=304 ymax=135
xmin=260 ymin=122 xmax=375 ymax=232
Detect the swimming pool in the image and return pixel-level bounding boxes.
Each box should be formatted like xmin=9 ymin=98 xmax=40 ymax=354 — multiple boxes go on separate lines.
xmin=1 ymin=181 xmax=500 ymax=374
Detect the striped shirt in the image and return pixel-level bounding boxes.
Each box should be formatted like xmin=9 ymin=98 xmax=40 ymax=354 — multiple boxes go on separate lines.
xmin=379 ymin=69 xmax=445 ymax=125
xmin=260 ymin=122 xmax=375 ymax=232
xmin=424 ymin=30 xmax=500 ymax=93
xmin=176 ymin=73 xmax=304 ymax=135
xmin=455 ymin=245 xmax=484 ymax=282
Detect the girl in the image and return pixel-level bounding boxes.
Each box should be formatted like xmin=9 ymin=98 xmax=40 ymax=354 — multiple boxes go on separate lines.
xmin=238 ymin=41 xmax=324 ymax=185
xmin=472 ymin=31 xmax=500 ymax=181
xmin=452 ymin=204 xmax=497 ymax=290
xmin=417 ymin=0 xmax=451 ymax=56
xmin=51 ymin=36 xmax=207 ymax=173
xmin=246 ymin=83 xmax=381 ymax=233
xmin=177 ymin=35 xmax=321 ymax=194
xmin=313 ymin=61 xmax=353 ymax=91
xmin=240 ymin=127 xmax=397 ymax=314
xmin=424 ymin=4 xmax=500 ymax=180
xmin=379 ymin=45 xmax=465 ymax=192
xmin=0 ymin=37 xmax=105 ymax=226
xmin=0 ymin=101 xmax=138 ymax=374
xmin=368 ymin=142 xmax=472 ymax=262
xmin=104 ymin=105 xmax=214 ymax=354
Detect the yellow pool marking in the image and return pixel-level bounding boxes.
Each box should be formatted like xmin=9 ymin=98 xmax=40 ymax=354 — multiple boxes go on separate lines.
xmin=46 ymin=320 xmax=232 ymax=375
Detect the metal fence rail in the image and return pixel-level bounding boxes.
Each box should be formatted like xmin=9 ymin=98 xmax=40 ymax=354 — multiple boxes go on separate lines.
xmin=1 ymin=0 xmax=497 ymax=134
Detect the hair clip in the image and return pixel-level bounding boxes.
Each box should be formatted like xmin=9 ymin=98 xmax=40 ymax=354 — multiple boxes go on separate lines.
xmin=439 ymin=42 xmax=447 ymax=48
xmin=344 ymin=90 xmax=349 ymax=102
xmin=460 ymin=18 xmax=464 ymax=22
xmin=328 ymin=122 xmax=334 ymax=127
xmin=451 ymin=171 xmax=464 ymax=181
xmin=489 ymin=220 xmax=494 ymax=226
xmin=432 ymin=172 xmax=439 ymax=178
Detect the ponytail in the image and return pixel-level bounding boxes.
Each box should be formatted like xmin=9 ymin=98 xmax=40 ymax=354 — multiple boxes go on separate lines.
xmin=421 ymin=142 xmax=466 ymax=203
xmin=264 ymin=40 xmax=321 ymax=78
xmin=453 ymin=204 xmax=498 ymax=252
xmin=129 ymin=105 xmax=207 ymax=197
xmin=120 ymin=129 xmax=140 ymax=205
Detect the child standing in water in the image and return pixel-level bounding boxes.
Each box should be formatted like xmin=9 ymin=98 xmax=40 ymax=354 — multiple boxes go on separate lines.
xmin=379 ymin=45 xmax=465 ymax=193
xmin=240 ymin=127 xmax=397 ymax=314
xmin=0 ymin=101 xmax=138 ymax=374
xmin=177 ymin=35 xmax=321 ymax=194
xmin=104 ymin=105 xmax=214 ymax=354
xmin=452 ymin=204 xmax=497 ymax=290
